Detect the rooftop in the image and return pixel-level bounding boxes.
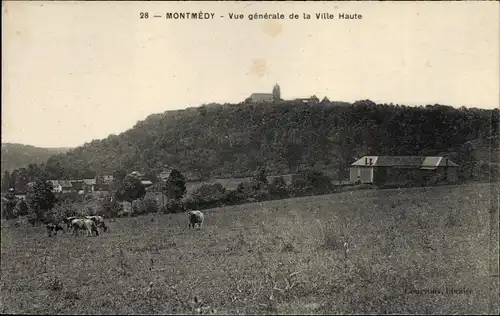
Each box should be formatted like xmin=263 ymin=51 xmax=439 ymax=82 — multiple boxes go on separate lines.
xmin=351 ymin=156 xmax=459 ymax=168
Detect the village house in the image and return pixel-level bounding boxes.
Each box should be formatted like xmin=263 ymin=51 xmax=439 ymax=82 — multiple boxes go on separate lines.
xmin=47 ymin=180 xmax=63 ymax=193
xmin=350 ymin=156 xmax=459 ymax=185
xmin=102 ymin=175 xmax=114 ymax=184
xmin=68 ymin=179 xmax=86 ymax=194
xmin=159 ymin=168 xmax=173 ymax=182
xmin=58 ymin=180 xmax=74 ymax=193
xmin=83 ymin=178 xmax=96 ymax=192
xmin=141 ymin=180 xmax=153 ymax=188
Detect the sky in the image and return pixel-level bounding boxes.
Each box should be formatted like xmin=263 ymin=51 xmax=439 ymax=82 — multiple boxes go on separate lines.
xmin=2 ymin=1 xmax=499 ymax=148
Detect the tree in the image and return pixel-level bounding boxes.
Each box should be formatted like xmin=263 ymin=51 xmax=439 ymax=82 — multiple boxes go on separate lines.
xmin=163 ymin=169 xmax=186 ymax=201
xmin=13 ymin=199 xmax=30 ymax=217
xmin=115 ymin=175 xmax=146 ymax=208
xmin=1 ymin=171 xmax=12 ymax=192
xmin=14 ymin=168 xmax=30 ymax=192
xmin=268 ymin=176 xmax=289 ymax=198
xmin=251 ymin=166 xmax=268 ymax=191
xmin=1 ymin=192 xmax=18 ymax=219
xmin=112 ymin=169 xmax=128 ymax=189
xmin=26 ymin=179 xmax=57 ymax=223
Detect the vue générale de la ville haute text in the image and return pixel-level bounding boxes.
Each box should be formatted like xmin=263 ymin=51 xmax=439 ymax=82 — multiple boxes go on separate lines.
xmin=139 ymin=11 xmax=363 ymax=21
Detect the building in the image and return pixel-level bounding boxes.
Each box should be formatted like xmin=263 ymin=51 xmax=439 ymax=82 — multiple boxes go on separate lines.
xmin=59 ymin=180 xmax=74 ymax=193
xmin=47 ymin=180 xmax=63 ymax=193
xmin=246 ymin=83 xmax=281 ymax=103
xmin=349 ymin=156 xmax=459 ymax=185
xmin=102 ymin=175 xmax=114 ymax=184
xmin=294 ymin=95 xmax=320 ymax=104
xmin=83 ymin=178 xmax=96 ymax=192
xmin=141 ymin=180 xmax=153 ymax=188
xmin=159 ymin=168 xmax=173 ymax=182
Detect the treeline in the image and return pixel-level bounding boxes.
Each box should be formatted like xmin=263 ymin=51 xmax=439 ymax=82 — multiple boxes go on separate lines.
xmin=1 ymin=168 xmax=365 ymax=224
xmin=2 ymin=100 xmax=499 ymax=190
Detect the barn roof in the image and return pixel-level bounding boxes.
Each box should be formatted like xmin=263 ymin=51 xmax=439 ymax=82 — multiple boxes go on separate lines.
xmin=351 ymin=156 xmax=459 ymax=168
xmin=249 ymin=93 xmax=274 ymax=102
xmin=83 ymin=179 xmax=96 ymax=185
xmin=58 ymin=180 xmax=73 ymax=188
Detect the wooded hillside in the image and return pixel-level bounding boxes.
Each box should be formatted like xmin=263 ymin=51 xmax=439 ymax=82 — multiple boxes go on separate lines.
xmin=33 ymin=100 xmax=498 ymax=181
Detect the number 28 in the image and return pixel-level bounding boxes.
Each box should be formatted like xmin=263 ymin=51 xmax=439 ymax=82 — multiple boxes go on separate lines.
xmin=140 ymin=12 xmax=149 ymax=19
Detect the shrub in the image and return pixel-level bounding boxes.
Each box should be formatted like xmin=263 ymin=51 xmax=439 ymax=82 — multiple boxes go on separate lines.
xmin=47 ymin=202 xmax=81 ymax=223
xmin=191 ymin=183 xmax=227 ymax=209
xmin=98 ymin=197 xmax=123 ymax=218
xmin=268 ymin=176 xmax=290 ymax=199
xmin=132 ymin=197 xmax=159 ymax=216
xmin=161 ymin=199 xmax=184 ymax=214
xmin=181 ymin=195 xmax=198 ymax=210
xmin=13 ymin=200 xmax=30 ymax=217
xmin=1 ymin=194 xmax=19 ymax=220
xmin=236 ymin=181 xmax=256 ymax=200
xmin=223 ymin=189 xmax=243 ymax=205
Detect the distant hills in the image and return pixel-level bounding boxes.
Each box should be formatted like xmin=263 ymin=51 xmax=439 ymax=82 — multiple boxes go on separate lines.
xmin=1 ymin=143 xmax=71 ymax=174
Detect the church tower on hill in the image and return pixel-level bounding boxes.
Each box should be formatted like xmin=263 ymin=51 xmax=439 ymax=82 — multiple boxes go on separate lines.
xmin=272 ymin=83 xmax=281 ymax=101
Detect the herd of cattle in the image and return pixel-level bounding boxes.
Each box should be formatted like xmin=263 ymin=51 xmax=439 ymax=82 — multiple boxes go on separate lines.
xmin=44 ymin=210 xmax=205 ymax=237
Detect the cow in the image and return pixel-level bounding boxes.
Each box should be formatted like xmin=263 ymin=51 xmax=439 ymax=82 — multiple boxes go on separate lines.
xmin=85 ymin=215 xmax=108 ymax=233
xmin=45 ymin=222 xmax=64 ymax=237
xmin=70 ymin=218 xmax=99 ymax=237
xmin=64 ymin=216 xmax=79 ymax=231
xmin=187 ymin=210 xmax=204 ymax=229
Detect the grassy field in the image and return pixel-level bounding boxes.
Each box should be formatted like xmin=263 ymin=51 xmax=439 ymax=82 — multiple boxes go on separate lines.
xmin=1 ymin=183 xmax=498 ymax=314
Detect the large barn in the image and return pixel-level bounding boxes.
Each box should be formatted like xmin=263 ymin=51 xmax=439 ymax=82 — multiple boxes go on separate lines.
xmin=350 ymin=156 xmax=459 ymax=185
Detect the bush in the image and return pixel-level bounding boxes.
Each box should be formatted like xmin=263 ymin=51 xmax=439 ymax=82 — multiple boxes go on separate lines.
xmin=236 ymin=181 xmax=256 ymax=200
xmin=98 ymin=197 xmax=123 ymax=218
xmin=132 ymin=197 xmax=159 ymax=216
xmin=161 ymin=199 xmax=184 ymax=214
xmin=1 ymin=195 xmax=19 ymax=220
xmin=48 ymin=202 xmax=81 ymax=223
xmin=223 ymin=189 xmax=243 ymax=205
xmin=191 ymin=183 xmax=227 ymax=209
xmin=268 ymin=176 xmax=290 ymax=199
xmin=13 ymin=200 xmax=30 ymax=217
xmin=181 ymin=195 xmax=198 ymax=210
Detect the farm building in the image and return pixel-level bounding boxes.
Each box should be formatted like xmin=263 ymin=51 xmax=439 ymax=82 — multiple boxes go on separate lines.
xmin=83 ymin=178 xmax=96 ymax=192
xmin=47 ymin=180 xmax=63 ymax=193
xmin=59 ymin=180 xmax=74 ymax=193
xmin=350 ymin=156 xmax=459 ymax=185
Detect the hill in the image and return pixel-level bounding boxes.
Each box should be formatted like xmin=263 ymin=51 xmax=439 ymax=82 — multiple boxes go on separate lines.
xmin=7 ymin=101 xmax=500 ymax=180
xmin=1 ymin=143 xmax=71 ymax=174
xmin=1 ymin=183 xmax=498 ymax=314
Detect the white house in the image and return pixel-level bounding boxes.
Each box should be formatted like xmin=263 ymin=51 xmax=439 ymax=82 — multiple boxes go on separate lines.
xmin=47 ymin=180 xmax=63 ymax=193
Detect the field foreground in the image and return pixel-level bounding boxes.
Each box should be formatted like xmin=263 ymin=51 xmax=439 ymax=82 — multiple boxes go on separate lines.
xmin=1 ymin=183 xmax=499 ymax=314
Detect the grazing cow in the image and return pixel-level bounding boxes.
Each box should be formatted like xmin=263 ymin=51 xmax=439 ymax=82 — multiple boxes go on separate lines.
xmin=187 ymin=210 xmax=204 ymax=229
xmin=45 ymin=222 xmax=64 ymax=237
xmin=85 ymin=215 xmax=108 ymax=233
xmin=71 ymin=218 xmax=99 ymax=237
xmin=64 ymin=216 xmax=79 ymax=230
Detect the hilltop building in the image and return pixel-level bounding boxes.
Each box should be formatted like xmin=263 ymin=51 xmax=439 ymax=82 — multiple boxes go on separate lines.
xmin=294 ymin=95 xmax=320 ymax=104
xmin=246 ymin=83 xmax=281 ymax=103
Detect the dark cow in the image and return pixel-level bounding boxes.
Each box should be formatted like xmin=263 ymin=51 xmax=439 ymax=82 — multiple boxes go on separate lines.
xmin=71 ymin=218 xmax=99 ymax=237
xmin=187 ymin=210 xmax=204 ymax=229
xmin=45 ymin=222 xmax=64 ymax=237
xmin=85 ymin=215 xmax=108 ymax=233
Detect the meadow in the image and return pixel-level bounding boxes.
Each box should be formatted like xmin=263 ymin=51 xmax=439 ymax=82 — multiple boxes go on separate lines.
xmin=1 ymin=183 xmax=498 ymax=314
